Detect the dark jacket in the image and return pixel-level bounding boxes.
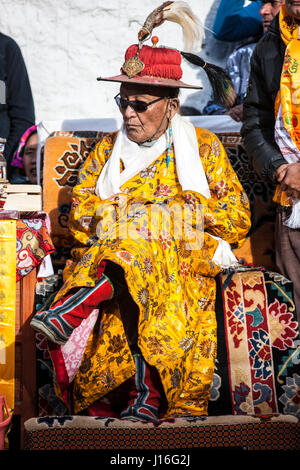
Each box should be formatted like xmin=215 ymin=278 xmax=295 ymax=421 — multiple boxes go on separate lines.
xmin=241 ymin=15 xmax=286 ymax=183
xmin=0 ymin=33 xmax=35 ymax=169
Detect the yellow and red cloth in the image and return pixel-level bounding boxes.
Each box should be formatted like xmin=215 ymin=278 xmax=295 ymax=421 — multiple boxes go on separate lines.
xmin=16 ymin=214 xmax=55 ymax=281
xmin=0 ymin=213 xmax=55 ymax=414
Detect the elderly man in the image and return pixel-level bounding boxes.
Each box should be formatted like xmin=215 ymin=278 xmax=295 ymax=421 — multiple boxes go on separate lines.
xmin=242 ymin=0 xmax=300 ymax=325
xmin=31 ymin=7 xmax=251 ymax=421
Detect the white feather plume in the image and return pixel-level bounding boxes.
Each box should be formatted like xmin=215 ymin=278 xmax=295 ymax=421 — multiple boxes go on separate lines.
xmin=162 ymin=1 xmax=202 ymax=52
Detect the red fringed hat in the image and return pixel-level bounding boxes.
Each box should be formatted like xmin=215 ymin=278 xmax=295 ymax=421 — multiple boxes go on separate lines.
xmin=97 ymin=39 xmax=202 ymax=89
xmin=97 ymin=2 xmax=237 ymax=108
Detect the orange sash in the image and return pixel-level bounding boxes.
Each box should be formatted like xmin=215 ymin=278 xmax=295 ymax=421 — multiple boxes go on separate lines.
xmin=274 ymin=5 xmax=300 ymax=214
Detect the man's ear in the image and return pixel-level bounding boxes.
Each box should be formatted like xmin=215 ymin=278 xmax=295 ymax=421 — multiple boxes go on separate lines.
xmin=168 ymin=98 xmax=180 ymax=119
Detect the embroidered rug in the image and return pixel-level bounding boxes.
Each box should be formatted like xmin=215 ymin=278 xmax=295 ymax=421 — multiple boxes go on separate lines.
xmin=209 ymin=270 xmax=300 ymax=419
xmin=42 ymin=131 xmax=104 ymax=266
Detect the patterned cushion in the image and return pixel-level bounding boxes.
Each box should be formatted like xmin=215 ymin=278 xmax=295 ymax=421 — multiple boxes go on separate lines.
xmin=43 ymin=131 xmax=103 ymax=266
xmin=23 ymin=414 xmax=299 ymax=451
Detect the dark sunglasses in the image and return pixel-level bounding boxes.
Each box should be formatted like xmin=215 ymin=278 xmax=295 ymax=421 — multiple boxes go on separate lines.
xmin=114 ymin=93 xmax=166 ymax=113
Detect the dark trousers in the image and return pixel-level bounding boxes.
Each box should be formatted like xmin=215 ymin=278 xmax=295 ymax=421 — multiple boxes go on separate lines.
xmin=275 ymin=206 xmax=300 ymax=327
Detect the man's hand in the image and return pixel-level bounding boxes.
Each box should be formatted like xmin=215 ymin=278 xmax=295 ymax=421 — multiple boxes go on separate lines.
xmin=278 ymin=162 xmax=300 ymax=199
xmin=275 ymin=163 xmax=289 ymax=183
xmin=225 ymin=104 xmax=243 ymax=122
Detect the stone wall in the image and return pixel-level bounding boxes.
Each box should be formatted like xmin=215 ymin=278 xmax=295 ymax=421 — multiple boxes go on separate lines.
xmin=1 ymin=0 xmax=236 ymax=121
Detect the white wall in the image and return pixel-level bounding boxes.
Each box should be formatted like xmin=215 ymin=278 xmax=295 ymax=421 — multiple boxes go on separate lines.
xmin=1 ymin=0 xmax=235 ymax=122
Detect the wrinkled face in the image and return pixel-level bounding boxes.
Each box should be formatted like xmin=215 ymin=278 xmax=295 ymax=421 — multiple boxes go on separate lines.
xmin=260 ymin=0 xmax=284 ymax=32
xmin=22 ymin=132 xmax=38 ymax=184
xmin=285 ymin=0 xmax=300 ymax=20
xmin=118 ymin=83 xmax=179 ymax=143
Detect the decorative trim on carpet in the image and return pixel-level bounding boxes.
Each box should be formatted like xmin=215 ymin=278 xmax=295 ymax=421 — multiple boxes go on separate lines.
xmin=24 ymin=414 xmax=299 ymax=450
xmin=210 ymin=270 xmax=300 ymax=419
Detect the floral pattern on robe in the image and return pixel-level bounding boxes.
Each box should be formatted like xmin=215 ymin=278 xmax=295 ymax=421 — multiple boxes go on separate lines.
xmin=52 ymin=127 xmax=251 ymax=416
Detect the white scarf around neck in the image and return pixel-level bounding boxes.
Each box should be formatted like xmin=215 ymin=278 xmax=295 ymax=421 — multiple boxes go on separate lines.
xmin=95 ymin=113 xmax=210 ymax=200
xmin=275 ymin=104 xmax=300 ymax=228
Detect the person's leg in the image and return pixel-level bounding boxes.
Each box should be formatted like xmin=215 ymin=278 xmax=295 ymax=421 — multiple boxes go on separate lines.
xmin=119 ymin=350 xmax=167 ymax=422
xmin=30 ymin=274 xmax=115 ymax=344
xmin=30 ymin=261 xmax=125 ymax=344
xmin=84 ymin=347 xmax=167 ymax=421
xmin=275 ymin=207 xmax=300 ymax=327
xmin=103 ymin=264 xmax=166 ymax=421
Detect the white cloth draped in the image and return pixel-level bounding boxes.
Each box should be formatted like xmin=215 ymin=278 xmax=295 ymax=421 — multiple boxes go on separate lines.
xmin=275 ymin=104 xmax=300 ymax=229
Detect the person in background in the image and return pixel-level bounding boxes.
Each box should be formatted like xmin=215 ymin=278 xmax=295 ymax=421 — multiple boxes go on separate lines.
xmin=242 ymin=1 xmax=300 ymax=325
xmin=9 ymin=125 xmax=41 ymax=184
xmin=179 ymin=105 xmax=202 ymax=116
xmin=203 ymin=41 xmax=256 ymax=121
xmin=260 ymin=0 xmax=285 ymax=31
xmin=0 ymin=33 xmax=35 ymax=175
xmin=213 ymin=0 xmax=263 ymax=42
xmin=204 ymin=0 xmax=284 ymax=121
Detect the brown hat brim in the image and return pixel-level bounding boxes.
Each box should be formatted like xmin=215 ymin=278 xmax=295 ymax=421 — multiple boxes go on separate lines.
xmin=97 ymin=74 xmax=202 ymax=90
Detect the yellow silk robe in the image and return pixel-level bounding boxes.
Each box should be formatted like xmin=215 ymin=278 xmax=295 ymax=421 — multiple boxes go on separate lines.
xmin=53 ymin=126 xmax=251 ymax=416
